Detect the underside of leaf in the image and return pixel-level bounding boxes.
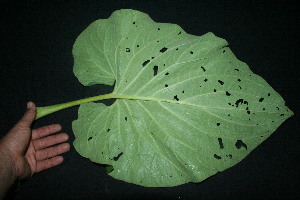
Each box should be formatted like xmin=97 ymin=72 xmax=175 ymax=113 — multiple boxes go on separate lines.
xmin=72 ymin=9 xmax=293 ymax=187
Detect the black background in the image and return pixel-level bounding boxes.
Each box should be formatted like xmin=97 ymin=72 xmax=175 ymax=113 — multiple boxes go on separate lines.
xmin=0 ymin=0 xmax=299 ymax=199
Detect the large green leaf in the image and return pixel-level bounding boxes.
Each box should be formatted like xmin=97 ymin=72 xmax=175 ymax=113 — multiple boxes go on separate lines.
xmin=72 ymin=9 xmax=293 ymax=187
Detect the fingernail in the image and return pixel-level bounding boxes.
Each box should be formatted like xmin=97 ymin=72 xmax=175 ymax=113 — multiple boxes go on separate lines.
xmin=27 ymin=101 xmax=33 ymax=108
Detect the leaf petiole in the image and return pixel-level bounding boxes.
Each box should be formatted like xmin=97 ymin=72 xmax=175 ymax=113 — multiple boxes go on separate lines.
xmin=35 ymin=93 xmax=119 ymax=119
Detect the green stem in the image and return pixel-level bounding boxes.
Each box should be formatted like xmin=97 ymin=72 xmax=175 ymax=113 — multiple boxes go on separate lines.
xmin=36 ymin=93 xmax=120 ymax=120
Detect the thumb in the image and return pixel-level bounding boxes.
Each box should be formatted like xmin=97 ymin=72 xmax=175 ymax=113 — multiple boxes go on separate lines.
xmin=15 ymin=102 xmax=36 ymax=129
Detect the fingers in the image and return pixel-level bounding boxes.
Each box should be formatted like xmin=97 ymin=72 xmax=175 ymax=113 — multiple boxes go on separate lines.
xmin=36 ymin=156 xmax=64 ymax=173
xmin=15 ymin=102 xmax=36 ymax=129
xmin=32 ymin=124 xmax=62 ymax=140
xmin=33 ymin=133 xmax=69 ymax=150
xmin=35 ymin=143 xmax=70 ymax=161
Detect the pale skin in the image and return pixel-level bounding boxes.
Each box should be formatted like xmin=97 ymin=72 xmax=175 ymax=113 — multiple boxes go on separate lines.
xmin=0 ymin=102 xmax=70 ymax=199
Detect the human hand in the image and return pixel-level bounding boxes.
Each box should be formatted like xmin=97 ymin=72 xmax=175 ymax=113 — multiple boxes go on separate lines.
xmin=0 ymin=102 xmax=70 ymax=180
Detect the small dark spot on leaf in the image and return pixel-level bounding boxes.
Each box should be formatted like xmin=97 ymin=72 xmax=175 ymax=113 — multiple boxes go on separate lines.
xmin=125 ymin=117 xmax=127 ymax=121
xmin=280 ymin=114 xmax=285 ymax=116
xmin=223 ymin=50 xmax=226 ymax=53
xmin=259 ymin=97 xmax=264 ymax=102
xmin=153 ymin=65 xmax=158 ymax=76
xmin=133 ymin=22 xmax=136 ymax=24
xmin=228 ymin=114 xmax=231 ymax=116
xmin=125 ymin=48 xmax=130 ymax=52
xmin=218 ymin=80 xmax=224 ymax=85
xmin=88 ymin=137 xmax=93 ymax=141
xmin=235 ymin=99 xmax=244 ymax=107
xmin=218 ymin=138 xmax=224 ymax=149
xmin=176 ymin=48 xmax=179 ymax=50
xmin=235 ymin=140 xmax=247 ymax=150
xmin=137 ymin=45 xmax=140 ymax=48
xmin=107 ymin=128 xmax=110 ymax=132
xmin=113 ymin=152 xmax=124 ymax=161
xmin=238 ymin=79 xmax=241 ymax=82
xmin=263 ymin=108 xmax=266 ymax=111
xmin=165 ymin=84 xmax=168 ymax=87
xmin=174 ymin=95 xmax=179 ymax=101
xmin=217 ymin=123 xmax=220 ymax=126
xmin=228 ymin=154 xmax=232 ymax=159
xmin=165 ymin=72 xmax=169 ymax=75
xmin=142 ymin=60 xmax=150 ymax=67
xmin=247 ymin=111 xmax=251 ymax=114
xmin=182 ymin=90 xmax=185 ymax=93
xmin=151 ymin=57 xmax=155 ymax=59
xmin=268 ymin=93 xmax=271 ymax=96
xmin=214 ymin=89 xmax=217 ymax=92
xmin=276 ymin=107 xmax=280 ymax=110
xmin=190 ymin=51 xmax=193 ymax=54
xmin=204 ymin=78 xmax=208 ymax=82
xmin=234 ymin=69 xmax=239 ymax=71
xmin=160 ymin=47 xmax=168 ymax=53
xmin=244 ymin=101 xmax=249 ymax=105
xmin=226 ymin=91 xmax=231 ymax=96
xmin=157 ymin=40 xmax=159 ymax=42
xmin=200 ymin=66 xmax=206 ymax=72
xmin=214 ymin=154 xmax=221 ymax=159
xmin=178 ymin=31 xmax=182 ymax=35
xmin=238 ymin=85 xmax=242 ymax=89
xmin=158 ymin=27 xmax=160 ymax=30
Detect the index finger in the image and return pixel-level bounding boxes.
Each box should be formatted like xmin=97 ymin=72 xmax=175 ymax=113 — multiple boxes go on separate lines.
xmin=32 ymin=124 xmax=62 ymax=140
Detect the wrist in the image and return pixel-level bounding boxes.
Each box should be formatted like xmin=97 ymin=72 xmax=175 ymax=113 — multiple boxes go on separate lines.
xmin=0 ymin=142 xmax=18 ymax=181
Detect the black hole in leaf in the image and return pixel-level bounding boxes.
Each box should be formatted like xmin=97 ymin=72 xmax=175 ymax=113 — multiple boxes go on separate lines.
xmin=142 ymin=60 xmax=150 ymax=67
xmin=113 ymin=152 xmax=124 ymax=161
xmin=158 ymin=27 xmax=160 ymax=30
xmin=190 ymin=51 xmax=193 ymax=54
xmin=214 ymin=89 xmax=217 ymax=92
xmin=165 ymin=84 xmax=168 ymax=87
xmin=126 ymin=48 xmax=130 ymax=52
xmin=226 ymin=91 xmax=231 ymax=96
xmin=238 ymin=79 xmax=241 ymax=82
xmin=182 ymin=90 xmax=185 ymax=93
xmin=263 ymin=108 xmax=266 ymax=111
xmin=235 ymin=140 xmax=247 ymax=150
xmin=247 ymin=111 xmax=251 ymax=114
xmin=160 ymin=47 xmax=168 ymax=53
xmin=137 ymin=45 xmax=140 ymax=47
xmin=268 ymin=93 xmax=271 ymax=96
xmin=217 ymin=123 xmax=220 ymax=126
xmin=107 ymin=128 xmax=110 ymax=132
xmin=178 ymin=31 xmax=181 ymax=35
xmin=228 ymin=154 xmax=232 ymax=159
xmin=153 ymin=66 xmax=158 ymax=76
xmin=174 ymin=95 xmax=179 ymax=101
xmin=200 ymin=66 xmax=206 ymax=72
xmin=234 ymin=69 xmax=239 ymax=71
xmin=218 ymin=138 xmax=224 ymax=149
xmin=88 ymin=137 xmax=93 ymax=141
xmin=133 ymin=22 xmax=135 ymax=24
xmin=280 ymin=114 xmax=285 ymax=116
xmin=276 ymin=107 xmax=280 ymax=110
xmin=125 ymin=117 xmax=127 ymax=121
xmin=204 ymin=78 xmax=208 ymax=82
xmin=235 ymin=99 xmax=244 ymax=107
xmin=259 ymin=97 xmax=264 ymax=102
xmin=176 ymin=48 xmax=178 ymax=50
xmin=214 ymin=154 xmax=221 ymax=159
xmin=165 ymin=72 xmax=169 ymax=75
xmin=223 ymin=50 xmax=226 ymax=53
xmin=218 ymin=80 xmax=224 ymax=85
xmin=238 ymin=85 xmax=242 ymax=89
